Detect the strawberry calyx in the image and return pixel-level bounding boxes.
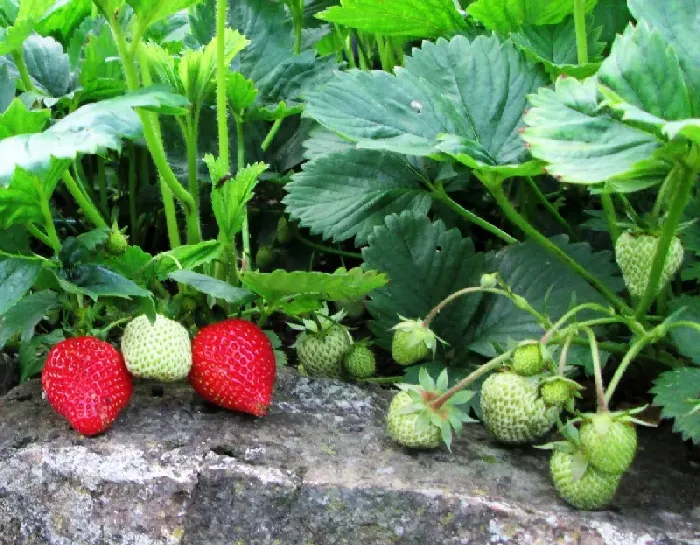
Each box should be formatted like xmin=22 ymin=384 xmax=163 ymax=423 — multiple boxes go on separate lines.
xmin=391 ymin=316 xmax=443 ymax=356
xmin=393 ymin=367 xmax=476 ymax=450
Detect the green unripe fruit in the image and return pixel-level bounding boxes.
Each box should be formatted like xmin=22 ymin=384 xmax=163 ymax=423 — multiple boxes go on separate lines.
xmin=386 ymin=391 xmax=441 ymax=449
xmin=296 ymin=324 xmax=352 ymax=378
xmin=276 ymin=217 xmax=291 ymax=244
xmin=343 ymin=344 xmax=376 ymax=379
xmin=580 ymin=414 xmax=638 ymax=475
xmin=511 ymin=342 xmax=545 ymax=376
xmin=255 ymin=246 xmax=275 ymax=271
xmin=106 ymin=229 xmax=128 ymax=256
xmin=540 ymin=379 xmax=571 ymax=407
xmin=550 ymin=450 xmax=621 ymax=510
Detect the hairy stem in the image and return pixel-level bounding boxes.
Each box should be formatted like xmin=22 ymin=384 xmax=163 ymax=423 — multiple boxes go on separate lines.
xmin=541 ymin=302 xmax=614 ymax=343
xmin=558 ymin=334 xmax=573 ymax=375
xmin=127 ymin=143 xmax=138 ymax=241
xmin=483 ymin=175 xmax=631 ymax=314
xmin=25 ymin=223 xmax=55 ymax=249
xmin=186 ymin=122 xmax=200 ymax=210
xmin=294 ymin=232 xmax=362 ymax=259
xmin=524 ymin=177 xmax=577 ymax=240
xmin=634 ymin=160 xmax=698 ymax=319
xmin=13 ymin=49 xmax=34 ymax=92
xmin=292 ymin=0 xmax=304 ymax=55
xmin=236 ymin=117 xmax=252 ymax=272
xmin=585 ymin=328 xmax=608 ymax=412
xmin=261 ymin=119 xmax=283 ymax=152
xmin=600 ymin=186 xmax=620 ymax=244
xmin=431 ymin=185 xmax=518 ymax=244
xmin=573 ymin=0 xmax=589 ymax=64
xmin=62 ymin=171 xmax=108 ymax=229
xmin=216 ymin=0 xmax=230 ymax=171
xmin=431 ymin=351 xmax=513 ymax=410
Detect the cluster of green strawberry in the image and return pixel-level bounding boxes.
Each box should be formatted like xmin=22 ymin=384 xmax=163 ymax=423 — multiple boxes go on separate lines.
xmin=289 ymin=305 xmax=376 ymax=380
xmin=41 ymin=315 xmax=277 ymax=436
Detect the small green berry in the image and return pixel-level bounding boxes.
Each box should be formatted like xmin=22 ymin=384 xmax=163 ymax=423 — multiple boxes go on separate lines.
xmin=580 ymin=413 xmax=637 ymax=475
xmin=343 ymin=344 xmax=376 ymax=379
xmin=540 ymin=379 xmax=571 ymax=407
xmin=386 ymin=391 xmax=441 ymax=449
xmin=511 ymin=342 xmax=545 ymax=377
xmin=550 ymin=450 xmax=621 ymax=510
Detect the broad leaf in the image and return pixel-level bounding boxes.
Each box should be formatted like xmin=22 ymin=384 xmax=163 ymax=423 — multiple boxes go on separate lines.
xmin=169 ymin=270 xmax=254 ymax=304
xmin=592 ymin=0 xmax=632 ymax=46
xmin=628 ymin=0 xmax=700 ymax=115
xmin=667 ymin=295 xmax=700 ymax=365
xmin=305 ymin=35 xmax=547 ymax=177
xmin=522 ymin=77 xmax=667 ymax=185
xmin=0 ymin=98 xmax=51 ymax=138
xmin=283 ymin=150 xmax=432 ymax=246
xmin=77 ymin=21 xmax=126 ymax=102
xmin=316 ymin=0 xmax=469 ymax=38
xmin=363 ymin=212 xmax=484 ymax=353
xmin=467 ymin=236 xmax=623 ymax=357
xmin=0 ymin=256 xmax=42 ymax=315
xmin=512 ymin=15 xmax=605 ymax=79
xmin=210 ymin=161 xmax=268 ymax=240
xmin=652 ymin=368 xmax=700 ymax=443
xmin=148 ymin=240 xmax=223 ymax=280
xmin=22 ymin=34 xmax=73 ymax=99
xmin=301 ymin=124 xmax=355 ymax=160
xmin=0 ymin=0 xmax=53 ymax=55
xmin=0 ymin=289 xmax=59 ymax=350
xmin=241 ymin=267 xmax=387 ymax=305
xmin=467 ymin=0 xmax=597 ymax=34
xmin=127 ymin=0 xmax=204 ymax=32
xmin=0 ymin=87 xmax=189 ymax=183
xmin=0 ymin=64 xmax=15 ymax=112
xmin=55 ymin=265 xmax=152 ymax=300
xmin=34 ymin=0 xmax=92 ymax=40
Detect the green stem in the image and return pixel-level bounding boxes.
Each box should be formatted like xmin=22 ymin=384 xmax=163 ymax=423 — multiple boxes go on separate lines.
xmin=542 ymin=302 xmax=615 ymax=342
xmin=604 ymin=334 xmax=653 ymax=405
xmin=585 ymin=328 xmax=608 ymax=412
xmin=186 ymin=122 xmax=200 ymax=209
xmin=292 ymin=0 xmax=304 ymax=55
xmin=236 ymin=117 xmax=252 ymax=272
xmin=216 ymin=0 xmax=230 ymax=171
xmin=376 ymin=35 xmax=393 ymax=72
xmin=36 ymin=191 xmax=61 ymax=253
xmin=558 ymin=334 xmax=573 ymax=375
xmin=336 ymin=26 xmax=356 ymax=68
xmin=97 ymin=156 xmax=108 ymax=215
xmin=431 ymin=351 xmax=513 ymax=410
xmin=25 ymin=223 xmax=55 ymax=249
xmin=483 ymin=176 xmax=631 ymax=315
xmin=261 ymin=119 xmax=283 ymax=152
xmin=573 ymin=0 xmax=588 ymax=64
xmin=600 ymin=186 xmax=620 ymax=244
xmin=431 ymin=185 xmax=518 ymax=244
xmin=634 ymin=161 xmax=697 ymax=319
xmin=13 ymin=49 xmax=34 ymax=92
xmin=63 ymin=171 xmax=108 ymax=229
xmin=109 ymin=17 xmax=200 ymax=244
xmin=139 ymin=146 xmax=150 ymax=187
xmin=127 ymin=143 xmax=138 ymax=241
xmin=524 ymin=177 xmax=577 ymax=240
xmin=159 ymin=178 xmax=182 ymax=248
xmin=295 ymin=232 xmax=362 ymax=259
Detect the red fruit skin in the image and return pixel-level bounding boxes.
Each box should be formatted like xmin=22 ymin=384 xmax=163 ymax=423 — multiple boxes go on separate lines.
xmin=42 ymin=337 xmax=133 ymax=436
xmin=190 ymin=319 xmax=277 ymax=416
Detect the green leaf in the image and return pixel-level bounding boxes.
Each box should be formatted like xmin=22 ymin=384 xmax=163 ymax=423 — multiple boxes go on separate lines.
xmin=126 ymin=0 xmax=204 ymax=32
xmin=148 ymin=240 xmax=223 ymax=280
xmin=240 ymin=267 xmax=387 ymax=305
xmin=301 ymin=124 xmax=356 ymax=161
xmin=652 ymin=368 xmax=700 ymax=443
xmin=598 ymin=23 xmax=693 ymax=123
xmin=592 ymin=0 xmax=632 ymax=46
xmin=0 ymin=64 xmax=16 ymax=113
xmin=522 ymin=76 xmax=667 ymax=185
xmin=0 ymin=256 xmax=42 ymax=315
xmin=511 ymin=15 xmax=605 ymax=79
xmin=20 ymin=329 xmax=64 ymax=382
xmin=0 ymin=19 xmax=33 ymax=55
xmin=467 ymin=0 xmax=597 ymax=34
xmin=55 ymin=265 xmax=152 ymax=300
xmin=77 ymin=20 xmax=126 ymax=102
xmin=211 ymin=161 xmax=268 ymax=240
xmin=16 ymin=0 xmax=54 ymax=22
xmin=34 ymin=0 xmax=92 ymax=40
xmin=168 ymin=270 xmax=254 ymax=304
xmin=22 ymin=34 xmax=73 ymax=99
xmin=0 ymin=161 xmax=69 ymax=228
xmin=305 ymin=35 xmax=547 ymax=173
xmin=316 ymin=0 xmax=469 ymax=38
xmin=96 ymin=245 xmax=153 ymax=285
xmin=667 ymin=295 xmax=700 ymax=365
xmin=225 ymin=71 xmax=258 ymax=113
xmin=628 ymin=0 xmax=700 ymax=115
xmin=363 ymin=212 xmax=484 ymax=353
xmin=0 ymin=87 xmax=189 ymax=183
xmin=0 ymin=289 xmax=59 ymax=350
xmin=467 ymin=236 xmax=623 ymax=357
xmin=283 ymin=150 xmax=432 ymax=246
xmin=0 ymin=98 xmax=51 ymax=138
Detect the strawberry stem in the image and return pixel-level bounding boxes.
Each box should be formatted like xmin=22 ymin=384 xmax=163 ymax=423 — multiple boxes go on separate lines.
xmin=634 ymin=159 xmax=698 ymax=319
xmin=558 ymin=334 xmax=573 ymax=376
xmin=430 ymin=350 xmax=513 ymax=410
xmin=585 ymin=328 xmax=608 ymax=413
xmin=541 ymin=303 xmax=613 ymax=343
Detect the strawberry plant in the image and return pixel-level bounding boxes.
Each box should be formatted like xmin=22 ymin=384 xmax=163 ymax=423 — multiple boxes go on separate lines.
xmin=0 ymin=0 xmax=699 ymax=514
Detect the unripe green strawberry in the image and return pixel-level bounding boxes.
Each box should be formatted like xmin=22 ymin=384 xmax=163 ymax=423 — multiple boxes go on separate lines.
xmin=511 ymin=342 xmax=545 ymax=376
xmin=335 ymin=298 xmax=365 ymax=319
xmin=295 ymin=324 xmax=352 ymax=378
xmin=343 ymin=344 xmax=376 ymax=379
xmin=580 ymin=413 xmax=637 ymax=475
xmin=391 ymin=318 xmax=439 ymax=366
xmin=255 ymin=245 xmax=275 ymax=271
xmin=615 ymin=231 xmax=684 ymax=298
xmin=386 ymin=391 xmax=441 ymax=449
xmin=550 ymin=450 xmax=621 ymax=510
xmin=540 ymin=379 xmax=571 ymax=407
xmin=121 ymin=314 xmax=192 ymax=381
xmin=480 ymin=371 xmax=560 ymax=444
xmin=106 ymin=224 xmax=128 ymax=256
xmin=276 ymin=216 xmax=291 ymax=244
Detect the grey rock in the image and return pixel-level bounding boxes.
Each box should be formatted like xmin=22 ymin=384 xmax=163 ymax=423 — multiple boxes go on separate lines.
xmin=0 ymin=368 xmax=698 ymax=545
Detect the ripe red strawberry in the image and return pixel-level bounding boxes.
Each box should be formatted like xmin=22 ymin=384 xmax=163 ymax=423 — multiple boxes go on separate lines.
xmin=42 ymin=337 xmax=133 ymax=436
xmin=190 ymin=319 xmax=276 ymax=416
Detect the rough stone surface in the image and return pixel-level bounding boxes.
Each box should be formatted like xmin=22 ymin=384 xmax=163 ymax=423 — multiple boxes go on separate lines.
xmin=0 ymin=368 xmax=698 ymax=545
